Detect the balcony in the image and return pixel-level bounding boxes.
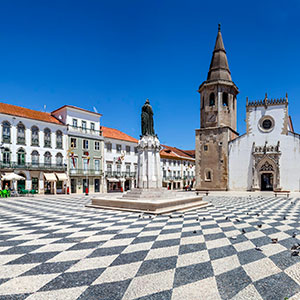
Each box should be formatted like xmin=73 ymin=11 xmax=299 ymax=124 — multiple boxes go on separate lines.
xmin=17 ymin=136 xmax=26 ymax=145
xmin=163 ymin=176 xmax=182 ymax=181
xmin=2 ymin=135 xmax=11 ymax=144
xmin=106 ymin=171 xmax=136 ymax=178
xmin=31 ymin=138 xmax=39 ymax=146
xmin=68 ymin=125 xmax=102 ymax=136
xmin=69 ymin=169 xmax=104 ymax=176
xmin=0 ymin=161 xmax=67 ymax=171
xmin=44 ymin=140 xmax=51 ymax=148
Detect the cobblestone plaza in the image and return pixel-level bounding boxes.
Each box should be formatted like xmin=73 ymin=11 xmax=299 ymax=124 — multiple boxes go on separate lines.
xmin=0 ymin=194 xmax=300 ymax=299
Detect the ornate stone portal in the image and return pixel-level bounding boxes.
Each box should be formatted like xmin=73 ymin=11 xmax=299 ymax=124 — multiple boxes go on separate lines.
xmin=90 ymin=100 xmax=207 ymax=214
xmin=251 ymin=141 xmax=281 ymax=191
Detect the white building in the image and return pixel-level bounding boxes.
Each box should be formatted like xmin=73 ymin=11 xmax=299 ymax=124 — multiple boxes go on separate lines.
xmin=102 ymin=126 xmax=138 ymax=192
xmin=51 ymin=105 xmax=105 ymax=194
xmin=0 ymin=102 xmax=68 ymax=194
xmin=160 ymin=145 xmax=195 ymax=190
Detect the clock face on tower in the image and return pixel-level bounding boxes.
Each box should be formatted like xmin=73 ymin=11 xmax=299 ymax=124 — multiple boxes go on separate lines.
xmin=207 ymin=114 xmax=216 ymax=123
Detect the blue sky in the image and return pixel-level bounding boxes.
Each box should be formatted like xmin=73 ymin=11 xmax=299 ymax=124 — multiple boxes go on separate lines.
xmin=0 ymin=0 xmax=300 ymax=149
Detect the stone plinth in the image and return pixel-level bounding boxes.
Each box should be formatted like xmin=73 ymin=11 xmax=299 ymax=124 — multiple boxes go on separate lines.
xmin=137 ymin=135 xmax=162 ymax=189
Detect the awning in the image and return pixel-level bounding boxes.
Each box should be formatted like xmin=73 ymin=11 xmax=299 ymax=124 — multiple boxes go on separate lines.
xmin=56 ymin=173 xmax=68 ymax=181
xmin=107 ymin=178 xmax=119 ymax=182
xmin=44 ymin=173 xmax=57 ymax=182
xmin=1 ymin=173 xmax=25 ymax=181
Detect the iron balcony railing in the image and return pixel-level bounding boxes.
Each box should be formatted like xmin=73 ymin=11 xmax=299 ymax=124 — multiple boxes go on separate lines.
xmin=69 ymin=169 xmax=104 ymax=176
xmin=163 ymin=176 xmax=182 ymax=181
xmin=17 ymin=136 xmax=26 ymax=145
xmin=0 ymin=161 xmax=67 ymax=171
xmin=68 ymin=125 xmax=103 ymax=136
xmin=106 ymin=171 xmax=136 ymax=178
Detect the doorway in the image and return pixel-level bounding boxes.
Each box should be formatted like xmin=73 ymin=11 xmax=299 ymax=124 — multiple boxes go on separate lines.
xmin=261 ymin=173 xmax=273 ymax=191
xmin=94 ymin=179 xmax=100 ymax=193
xmin=71 ymin=179 xmax=76 ymax=193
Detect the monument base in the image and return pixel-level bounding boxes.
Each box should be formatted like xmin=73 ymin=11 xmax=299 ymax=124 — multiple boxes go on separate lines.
xmin=88 ymin=189 xmax=208 ymax=214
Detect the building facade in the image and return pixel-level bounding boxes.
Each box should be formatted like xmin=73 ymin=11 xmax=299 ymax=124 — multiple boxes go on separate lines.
xmin=52 ymin=106 xmax=104 ymax=194
xmin=161 ymin=145 xmax=195 ymax=190
xmin=102 ymin=126 xmax=138 ymax=192
xmin=196 ymin=25 xmax=300 ymax=192
xmin=0 ymin=103 xmax=68 ymax=194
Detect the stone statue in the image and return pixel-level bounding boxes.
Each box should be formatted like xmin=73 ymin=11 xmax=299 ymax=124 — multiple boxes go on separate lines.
xmin=141 ymin=99 xmax=155 ymax=136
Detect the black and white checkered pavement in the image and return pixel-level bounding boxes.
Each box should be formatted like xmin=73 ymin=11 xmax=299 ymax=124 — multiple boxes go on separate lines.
xmin=0 ymin=194 xmax=300 ymax=299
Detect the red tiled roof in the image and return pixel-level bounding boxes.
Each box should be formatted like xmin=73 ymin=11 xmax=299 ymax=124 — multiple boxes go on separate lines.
xmin=101 ymin=126 xmax=138 ymax=143
xmin=160 ymin=145 xmax=195 ymax=161
xmin=0 ymin=102 xmax=63 ymax=125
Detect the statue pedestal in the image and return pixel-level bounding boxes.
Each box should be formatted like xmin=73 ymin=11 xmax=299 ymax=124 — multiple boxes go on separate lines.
xmin=137 ymin=135 xmax=162 ymax=189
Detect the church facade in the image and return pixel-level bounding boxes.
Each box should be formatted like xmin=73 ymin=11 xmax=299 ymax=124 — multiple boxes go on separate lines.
xmin=195 ymin=26 xmax=300 ymax=192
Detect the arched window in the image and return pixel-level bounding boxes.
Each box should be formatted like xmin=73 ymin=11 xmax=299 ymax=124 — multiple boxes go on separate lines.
xmin=44 ymin=151 xmax=51 ymax=166
xmin=56 ymin=153 xmax=63 ymax=166
xmin=222 ymin=92 xmax=228 ymax=106
xmin=17 ymin=148 xmax=26 ymax=165
xmin=2 ymin=148 xmax=11 ymax=165
xmin=31 ymin=150 xmax=39 ymax=166
xmin=209 ymin=93 xmax=215 ymax=106
xmin=2 ymin=121 xmax=11 ymax=143
xmin=56 ymin=130 xmax=63 ymax=149
xmin=31 ymin=126 xmax=39 ymax=146
xmin=44 ymin=128 xmax=51 ymax=148
xmin=17 ymin=122 xmax=26 ymax=145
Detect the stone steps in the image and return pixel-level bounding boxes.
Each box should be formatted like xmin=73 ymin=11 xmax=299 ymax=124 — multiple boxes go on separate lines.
xmin=88 ymin=195 xmax=208 ymax=214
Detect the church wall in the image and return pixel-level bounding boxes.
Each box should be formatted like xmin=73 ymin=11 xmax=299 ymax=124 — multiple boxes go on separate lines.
xmin=229 ymin=103 xmax=300 ymax=191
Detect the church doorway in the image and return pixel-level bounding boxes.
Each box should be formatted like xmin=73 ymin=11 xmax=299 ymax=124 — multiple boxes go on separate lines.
xmin=261 ymin=173 xmax=273 ymax=191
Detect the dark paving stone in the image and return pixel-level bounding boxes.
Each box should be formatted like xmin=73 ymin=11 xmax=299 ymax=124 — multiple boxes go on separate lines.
xmin=112 ymin=233 xmax=139 ymax=239
xmin=0 ymin=240 xmax=29 ymax=247
xmin=270 ymin=250 xmax=300 ymax=270
xmin=0 ymin=245 xmax=42 ymax=255
xmin=7 ymin=252 xmax=60 ymax=265
xmin=95 ymin=230 xmax=119 ymax=235
xmin=110 ymin=250 xmax=148 ymax=266
xmin=0 ymin=234 xmax=19 ymax=241
xmin=137 ymin=256 xmax=177 ymax=276
xmin=22 ymin=261 xmax=78 ymax=276
xmin=261 ymin=227 xmax=280 ymax=235
xmin=77 ymin=279 xmax=131 ymax=300
xmin=279 ymin=237 xmax=299 ymax=249
xmin=135 ymin=290 xmax=172 ymax=300
xmin=132 ymin=236 xmax=157 ymax=244
xmin=88 ymin=246 xmax=126 ymax=258
xmin=209 ymin=245 xmax=237 ymax=261
xmin=160 ymin=228 xmax=182 ymax=235
xmin=201 ymin=224 xmax=219 ymax=229
xmin=250 ymin=236 xmax=271 ymax=247
xmin=216 ymin=266 xmax=252 ymax=300
xmin=237 ymin=248 xmax=265 ymax=265
xmin=181 ymin=230 xmax=203 ymax=238
xmin=41 ymin=233 xmax=71 ymax=239
xmin=254 ymin=272 xmax=300 ymax=300
xmin=173 ymin=261 xmax=213 ymax=287
xmin=39 ymin=268 xmax=105 ymax=291
xmin=68 ymin=242 xmax=103 ymax=251
xmin=221 ymin=226 xmax=236 ymax=232
xmin=204 ymin=232 xmax=226 ymax=241
xmin=152 ymin=239 xmax=181 ymax=249
xmin=52 ymin=238 xmax=84 ymax=244
xmin=0 ymin=293 xmax=30 ymax=300
xmin=179 ymin=243 xmax=206 ymax=255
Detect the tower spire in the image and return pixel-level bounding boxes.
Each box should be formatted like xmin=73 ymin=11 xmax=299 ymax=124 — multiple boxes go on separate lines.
xmin=207 ymin=25 xmax=232 ymax=82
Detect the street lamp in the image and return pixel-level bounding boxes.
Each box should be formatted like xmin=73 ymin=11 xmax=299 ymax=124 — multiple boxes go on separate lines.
xmin=0 ymin=144 xmax=5 ymax=189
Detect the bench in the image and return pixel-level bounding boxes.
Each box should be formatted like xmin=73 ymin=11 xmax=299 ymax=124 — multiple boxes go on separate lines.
xmin=196 ymin=191 xmax=209 ymax=196
xmin=274 ymin=190 xmax=290 ymax=198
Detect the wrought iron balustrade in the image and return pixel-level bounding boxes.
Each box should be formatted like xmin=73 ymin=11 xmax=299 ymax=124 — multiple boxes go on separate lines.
xmin=0 ymin=161 xmax=67 ymax=171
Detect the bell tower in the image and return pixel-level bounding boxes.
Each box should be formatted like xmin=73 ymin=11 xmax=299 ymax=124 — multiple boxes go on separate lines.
xmin=199 ymin=24 xmax=239 ymax=131
xmin=195 ymin=25 xmax=239 ymax=191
